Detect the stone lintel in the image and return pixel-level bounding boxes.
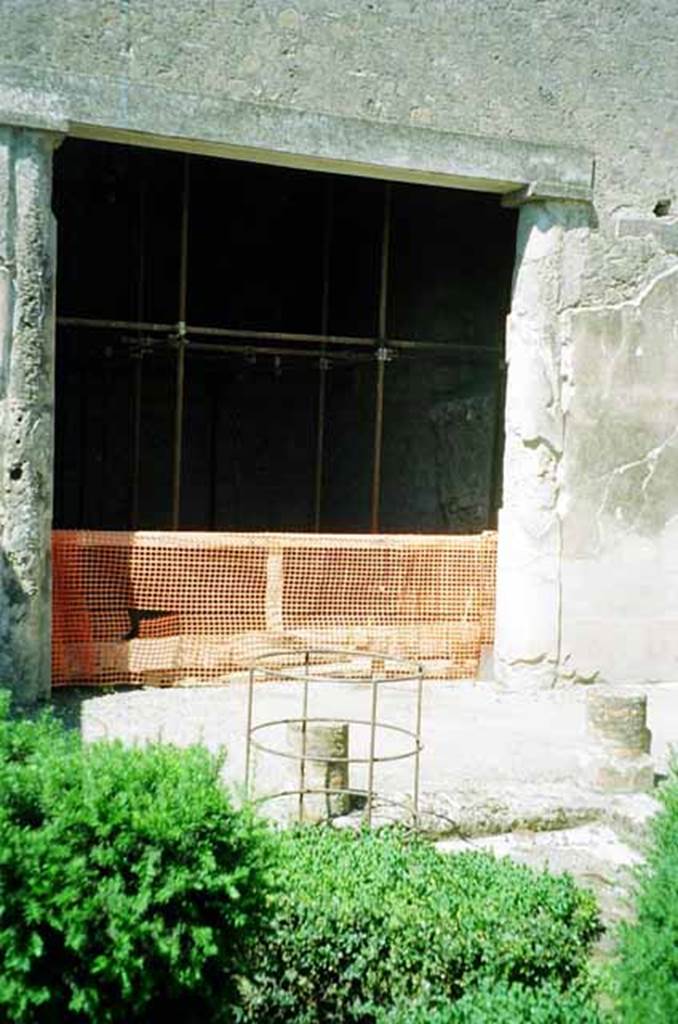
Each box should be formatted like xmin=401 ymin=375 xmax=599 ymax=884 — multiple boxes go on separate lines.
xmin=0 ymin=65 xmax=594 ymax=196
xmin=0 ymin=82 xmax=68 ymax=136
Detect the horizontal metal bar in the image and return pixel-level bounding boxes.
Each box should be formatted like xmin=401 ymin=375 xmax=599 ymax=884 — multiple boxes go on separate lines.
xmin=57 ymin=315 xmax=502 ymax=358
xmin=252 ymin=787 xmax=415 ymax=813
xmin=190 ymin=322 xmax=374 ymax=348
xmin=249 ymin=737 xmax=420 ymax=766
xmin=58 ymin=334 xmax=366 ymax=364
xmin=390 ymin=338 xmax=496 ymax=355
xmin=99 ymin=336 xmax=369 ymax=364
xmin=187 ymin=341 xmax=370 ymax=362
xmin=58 ymin=316 xmax=175 ymax=334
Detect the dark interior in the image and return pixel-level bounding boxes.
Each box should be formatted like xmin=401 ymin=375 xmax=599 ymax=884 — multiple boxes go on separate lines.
xmin=52 ymin=139 xmax=517 ymax=533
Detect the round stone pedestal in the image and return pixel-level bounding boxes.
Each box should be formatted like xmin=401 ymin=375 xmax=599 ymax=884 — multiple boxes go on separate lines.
xmin=583 ymin=689 xmax=653 ymax=793
xmin=287 ymin=721 xmax=350 ymax=822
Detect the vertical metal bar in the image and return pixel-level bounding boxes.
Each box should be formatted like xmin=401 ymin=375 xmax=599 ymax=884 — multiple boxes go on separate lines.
xmin=245 ymin=665 xmax=255 ymax=798
xmin=370 ymin=354 xmax=386 ymax=533
xmin=320 ymin=180 xmax=333 ymax=336
xmin=178 ymin=154 xmax=190 ymax=329
xmin=370 ymin=182 xmax=391 ymax=533
xmin=378 ymin=183 xmax=391 ymax=342
xmin=78 ymin=364 xmax=89 ymax=525
xmin=366 ymin=654 xmax=379 ymax=827
xmin=130 ymin=178 xmax=146 ymax=529
xmin=100 ymin=349 xmax=112 ymax=527
xmin=298 ymin=650 xmax=311 ymax=823
xmin=171 ymin=342 xmax=185 ymax=529
xmin=129 ymin=354 xmax=143 ymax=529
xmin=313 ymin=360 xmax=328 ymax=530
xmin=208 ymin=374 xmax=219 ymax=529
xmin=413 ymin=664 xmax=424 ymax=827
xmin=313 ymin=181 xmax=333 ymax=531
xmin=171 ymin=155 xmax=190 ymax=529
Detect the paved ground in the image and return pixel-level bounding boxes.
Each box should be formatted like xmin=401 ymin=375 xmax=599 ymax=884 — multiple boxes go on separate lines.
xmin=50 ymin=678 xmax=677 ymax=942
xmin=51 ymin=677 xmax=677 ymax=796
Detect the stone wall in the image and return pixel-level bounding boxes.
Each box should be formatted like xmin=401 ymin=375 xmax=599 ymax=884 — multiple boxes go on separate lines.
xmin=0 ymin=127 xmax=55 ymax=701
xmin=1 ymin=1 xmax=675 ymax=213
xmin=0 ymin=1 xmax=677 ymax=691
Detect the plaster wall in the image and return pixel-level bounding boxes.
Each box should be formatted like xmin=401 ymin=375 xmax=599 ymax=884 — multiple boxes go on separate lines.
xmin=0 ymin=1 xmax=677 ymax=690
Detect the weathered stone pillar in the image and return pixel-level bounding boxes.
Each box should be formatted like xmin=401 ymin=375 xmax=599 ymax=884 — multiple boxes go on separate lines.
xmin=0 ymin=127 xmax=58 ymax=703
xmin=583 ymin=688 xmax=654 ymax=793
xmin=495 ymin=198 xmax=590 ymax=688
xmin=287 ymin=721 xmax=350 ymax=822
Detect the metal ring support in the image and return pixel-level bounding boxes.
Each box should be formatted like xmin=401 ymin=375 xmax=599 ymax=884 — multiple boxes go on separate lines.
xmin=244 ymin=647 xmax=424 ymax=828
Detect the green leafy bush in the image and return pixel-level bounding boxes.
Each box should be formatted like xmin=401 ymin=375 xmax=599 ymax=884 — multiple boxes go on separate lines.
xmin=243 ymin=825 xmax=602 ymax=1023
xmin=614 ymin=761 xmax=678 ymax=1023
xmin=0 ymin=695 xmax=274 ymax=1023
xmin=379 ymin=979 xmax=601 ymax=1023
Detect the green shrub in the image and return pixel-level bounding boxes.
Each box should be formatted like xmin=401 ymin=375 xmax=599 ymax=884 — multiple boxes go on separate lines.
xmin=614 ymin=761 xmax=678 ymax=1023
xmin=243 ymin=825 xmax=602 ymax=1023
xmin=0 ymin=696 xmax=274 ymax=1023
xmin=379 ymin=979 xmax=601 ymax=1023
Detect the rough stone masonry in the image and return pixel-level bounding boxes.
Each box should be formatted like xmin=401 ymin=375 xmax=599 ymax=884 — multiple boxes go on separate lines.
xmin=0 ymin=1 xmax=677 ymax=700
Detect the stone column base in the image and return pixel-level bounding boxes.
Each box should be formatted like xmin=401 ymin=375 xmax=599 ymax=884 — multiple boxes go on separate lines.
xmin=581 ymin=688 xmax=654 ymax=794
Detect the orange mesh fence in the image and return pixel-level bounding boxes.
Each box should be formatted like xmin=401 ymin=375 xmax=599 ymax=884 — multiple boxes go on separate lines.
xmin=51 ymin=530 xmax=498 ymax=686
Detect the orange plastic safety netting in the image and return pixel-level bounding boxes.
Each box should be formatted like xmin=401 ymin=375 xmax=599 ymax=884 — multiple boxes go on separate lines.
xmin=52 ymin=530 xmax=497 ymax=686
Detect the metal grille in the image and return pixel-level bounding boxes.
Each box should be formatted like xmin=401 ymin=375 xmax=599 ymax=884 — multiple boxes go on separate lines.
xmin=245 ymin=650 xmax=425 ymax=827
xmin=52 ymin=529 xmax=497 ymax=686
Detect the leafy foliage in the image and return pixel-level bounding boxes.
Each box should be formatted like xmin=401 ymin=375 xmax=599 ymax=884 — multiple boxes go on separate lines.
xmin=614 ymin=761 xmax=678 ymax=1023
xmin=0 ymin=694 xmax=606 ymax=1024
xmin=379 ymin=979 xmax=602 ymax=1023
xmin=243 ymin=825 xmax=602 ymax=1023
xmin=0 ymin=696 xmax=274 ymax=1023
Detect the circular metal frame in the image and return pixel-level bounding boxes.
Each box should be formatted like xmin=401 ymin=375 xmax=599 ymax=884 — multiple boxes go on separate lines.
xmin=249 ymin=717 xmax=420 ymax=765
xmin=244 ymin=647 xmax=424 ymax=827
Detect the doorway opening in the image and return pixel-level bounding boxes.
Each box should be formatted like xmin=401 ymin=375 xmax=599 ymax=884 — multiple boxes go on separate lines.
xmin=52 ymin=140 xmax=516 ymax=534
xmin=51 ymin=139 xmax=516 ymax=686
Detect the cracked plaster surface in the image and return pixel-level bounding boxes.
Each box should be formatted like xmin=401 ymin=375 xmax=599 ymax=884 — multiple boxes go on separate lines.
xmin=564 ymin=264 xmax=678 ymax=553
xmin=499 ymin=214 xmax=678 ymax=687
xmin=557 ymin=263 xmax=678 ymax=684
